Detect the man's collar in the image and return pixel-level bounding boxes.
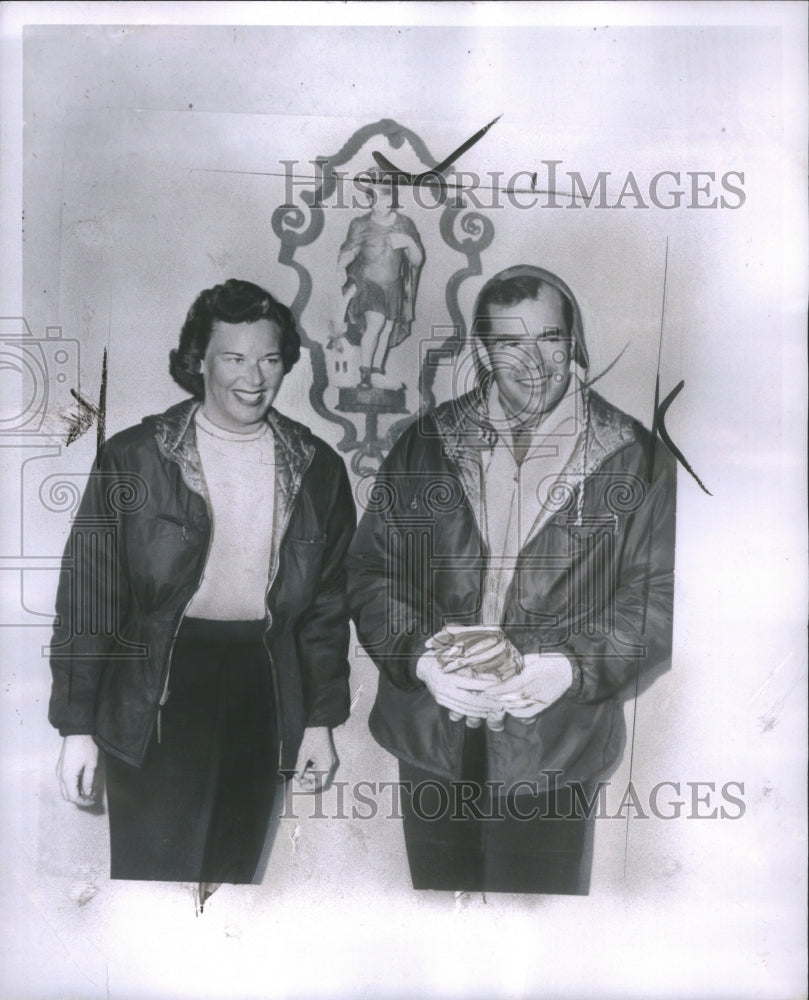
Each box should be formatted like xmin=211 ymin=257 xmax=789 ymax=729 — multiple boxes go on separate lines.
xmin=433 ymin=379 xmax=638 ymax=476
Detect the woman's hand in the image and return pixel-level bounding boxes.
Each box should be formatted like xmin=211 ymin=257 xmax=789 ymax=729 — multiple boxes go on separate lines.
xmin=57 ymin=734 xmax=99 ymax=807
xmin=294 ymin=727 xmax=338 ymax=794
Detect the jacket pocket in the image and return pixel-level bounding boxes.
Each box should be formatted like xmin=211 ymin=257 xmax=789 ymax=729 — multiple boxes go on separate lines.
xmin=279 ymin=537 xmax=327 ymax=610
xmin=127 ymin=513 xmax=198 ymax=614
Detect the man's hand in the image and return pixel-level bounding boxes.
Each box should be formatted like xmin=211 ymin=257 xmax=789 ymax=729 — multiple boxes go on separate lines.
xmin=57 ymin=734 xmax=99 ymax=807
xmin=293 ymin=727 xmax=338 ymax=794
xmin=416 ymin=651 xmax=500 ymax=723
xmin=487 ymin=654 xmax=574 ymax=720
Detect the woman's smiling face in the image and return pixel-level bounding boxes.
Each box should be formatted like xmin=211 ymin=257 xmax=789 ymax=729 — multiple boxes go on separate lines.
xmin=200 ymin=319 xmax=285 ymax=433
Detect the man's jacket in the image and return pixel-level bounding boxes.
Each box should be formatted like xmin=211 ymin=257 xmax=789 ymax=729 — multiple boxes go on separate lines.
xmin=346 ymin=387 xmax=676 ymax=787
xmin=48 ymin=399 xmax=356 ymax=771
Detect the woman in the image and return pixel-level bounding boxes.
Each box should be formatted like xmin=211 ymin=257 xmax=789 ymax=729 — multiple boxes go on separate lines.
xmin=49 ymin=279 xmax=355 ymax=903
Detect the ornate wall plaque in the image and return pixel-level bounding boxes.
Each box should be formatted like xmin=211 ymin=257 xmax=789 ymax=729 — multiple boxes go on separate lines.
xmin=272 ymin=119 xmax=494 ymax=474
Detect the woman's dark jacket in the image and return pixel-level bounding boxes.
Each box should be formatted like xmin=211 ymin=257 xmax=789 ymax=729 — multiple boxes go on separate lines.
xmin=346 ymin=387 xmax=677 ymax=787
xmin=48 ymin=399 xmax=356 ymax=771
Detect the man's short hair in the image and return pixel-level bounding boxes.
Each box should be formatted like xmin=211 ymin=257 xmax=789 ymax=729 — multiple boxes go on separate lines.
xmin=472 ymin=265 xmax=589 ymax=369
xmin=169 ymin=279 xmax=302 ymax=399
xmin=474 ymin=274 xmax=575 ymax=343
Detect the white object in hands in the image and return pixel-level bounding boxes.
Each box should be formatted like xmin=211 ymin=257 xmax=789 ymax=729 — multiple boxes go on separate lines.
xmin=421 ymin=626 xmax=522 ymax=730
xmin=57 ymin=734 xmax=99 ymax=806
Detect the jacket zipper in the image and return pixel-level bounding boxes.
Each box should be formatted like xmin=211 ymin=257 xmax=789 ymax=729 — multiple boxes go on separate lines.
xmin=156 ymin=511 xmax=213 ymax=745
xmin=263 ymin=448 xmax=317 ymax=772
xmin=153 ymin=422 xmax=315 ymax=772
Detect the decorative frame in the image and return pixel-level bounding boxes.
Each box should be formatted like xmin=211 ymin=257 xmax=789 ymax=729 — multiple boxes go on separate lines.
xmin=271 ymin=119 xmax=494 ymax=474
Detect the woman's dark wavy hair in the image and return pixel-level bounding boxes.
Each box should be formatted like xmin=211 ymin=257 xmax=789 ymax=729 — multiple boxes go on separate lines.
xmin=169 ymin=279 xmax=302 ymax=399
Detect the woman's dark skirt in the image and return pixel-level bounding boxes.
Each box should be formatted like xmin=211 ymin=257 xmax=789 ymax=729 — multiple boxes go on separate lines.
xmin=105 ymin=618 xmax=280 ymax=884
xmin=398 ymin=724 xmax=595 ymax=895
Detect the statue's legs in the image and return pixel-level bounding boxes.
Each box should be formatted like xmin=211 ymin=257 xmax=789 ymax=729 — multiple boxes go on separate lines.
xmin=360 ymin=311 xmax=393 ymax=385
xmin=370 ymin=317 xmax=395 ymax=374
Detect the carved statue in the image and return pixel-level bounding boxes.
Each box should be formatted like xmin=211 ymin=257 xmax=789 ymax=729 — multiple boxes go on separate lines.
xmin=334 ymin=180 xmax=425 ymax=387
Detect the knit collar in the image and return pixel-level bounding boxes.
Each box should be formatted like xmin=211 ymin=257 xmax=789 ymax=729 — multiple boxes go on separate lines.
xmin=152 ymin=399 xmax=315 ymax=511
xmin=194 ymin=407 xmax=272 ymax=443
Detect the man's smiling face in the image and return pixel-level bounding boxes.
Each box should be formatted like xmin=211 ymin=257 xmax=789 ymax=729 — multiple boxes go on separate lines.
xmin=200 ymin=319 xmax=285 ymax=433
xmin=483 ymin=287 xmax=573 ymax=425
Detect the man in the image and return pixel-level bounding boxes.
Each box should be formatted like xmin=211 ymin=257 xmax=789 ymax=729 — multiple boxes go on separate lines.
xmin=346 ymin=264 xmax=676 ymax=894
xmin=49 ymin=279 xmax=355 ymax=902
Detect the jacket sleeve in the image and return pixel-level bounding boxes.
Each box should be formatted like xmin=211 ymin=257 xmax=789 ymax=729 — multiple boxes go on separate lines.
xmin=295 ymin=454 xmax=357 ymax=728
xmin=561 ymin=444 xmax=677 ymax=704
xmin=48 ymin=444 xmax=132 ymax=736
xmin=345 ymin=428 xmax=431 ymax=693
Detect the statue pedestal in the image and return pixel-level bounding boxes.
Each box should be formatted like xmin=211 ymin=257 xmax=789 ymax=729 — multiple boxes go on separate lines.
xmin=336 ymin=385 xmax=408 ymax=474
xmin=336 ymin=385 xmax=407 ymax=415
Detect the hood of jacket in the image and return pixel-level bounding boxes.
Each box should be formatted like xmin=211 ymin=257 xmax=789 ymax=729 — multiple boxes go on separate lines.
xmin=471 ymin=264 xmax=590 ymax=386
